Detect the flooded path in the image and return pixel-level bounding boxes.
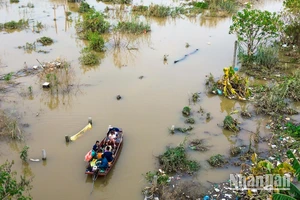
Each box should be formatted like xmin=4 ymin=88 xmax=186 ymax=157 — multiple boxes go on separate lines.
xmin=0 ymin=0 xmax=285 ymax=199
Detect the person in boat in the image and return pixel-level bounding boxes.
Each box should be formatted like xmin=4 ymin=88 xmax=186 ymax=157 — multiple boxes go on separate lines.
xmin=96 ymin=154 xmax=108 ymax=171
xmin=93 ymin=141 xmax=100 ymax=152
xmin=106 ymin=131 xmax=117 ymax=148
xmin=103 ymin=146 xmax=114 ymax=162
xmin=108 ymin=125 xmax=120 ymax=132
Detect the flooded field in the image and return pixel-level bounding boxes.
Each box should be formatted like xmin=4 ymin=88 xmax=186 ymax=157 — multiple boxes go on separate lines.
xmin=0 ymin=0 xmax=289 ymax=199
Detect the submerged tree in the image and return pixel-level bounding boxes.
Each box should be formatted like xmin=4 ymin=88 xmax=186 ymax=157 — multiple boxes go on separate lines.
xmin=229 ymin=4 xmax=282 ymax=56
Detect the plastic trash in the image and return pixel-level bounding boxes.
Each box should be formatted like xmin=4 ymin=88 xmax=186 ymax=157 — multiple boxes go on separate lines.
xmin=217 ymin=89 xmax=222 ymax=95
xmin=203 ymin=196 xmax=210 ymax=200
xmin=234 ymin=67 xmax=239 ymax=71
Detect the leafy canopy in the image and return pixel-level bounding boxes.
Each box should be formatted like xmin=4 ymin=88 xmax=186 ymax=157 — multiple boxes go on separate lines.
xmin=0 ymin=160 xmax=32 ymax=200
xmin=229 ymin=5 xmax=282 ymax=56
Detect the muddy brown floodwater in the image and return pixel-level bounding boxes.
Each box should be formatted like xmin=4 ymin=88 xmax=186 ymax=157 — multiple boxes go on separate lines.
xmin=0 ymin=0 xmax=285 ymax=199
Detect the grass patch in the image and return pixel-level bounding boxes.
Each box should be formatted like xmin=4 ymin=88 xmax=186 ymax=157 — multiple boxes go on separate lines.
xmin=10 ymin=0 xmax=19 ymax=3
xmin=255 ymin=46 xmax=279 ymax=69
xmin=207 ymin=0 xmax=237 ymax=16
xmin=132 ymin=4 xmax=184 ymax=18
xmin=4 ymin=73 xmax=13 ymax=81
xmin=170 ymin=126 xmax=193 ymax=134
xmin=189 ymin=139 xmax=210 ymax=151
xmin=115 ymin=19 xmax=150 ymax=34
xmin=1 ymin=19 xmax=29 ymax=30
xmin=158 ymin=141 xmax=200 ymax=173
xmin=185 ymin=118 xmax=195 ymax=124
xmin=194 ymin=2 xmax=209 ymax=9
xmin=37 ymin=37 xmax=54 ymax=46
xmin=254 ymin=78 xmax=299 ymax=115
xmin=79 ymin=49 xmax=100 ymax=66
xmin=98 ymin=0 xmax=132 ymax=4
xmin=0 ymin=111 xmax=22 ymax=140
xmin=207 ymin=154 xmax=227 ymax=167
xmin=19 ymin=42 xmax=36 ymax=53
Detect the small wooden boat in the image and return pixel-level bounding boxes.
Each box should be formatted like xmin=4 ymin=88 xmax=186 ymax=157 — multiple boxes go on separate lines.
xmin=85 ymin=127 xmax=123 ymax=178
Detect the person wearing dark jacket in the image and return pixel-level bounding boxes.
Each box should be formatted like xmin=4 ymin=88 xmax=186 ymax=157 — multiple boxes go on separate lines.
xmin=96 ymin=154 xmax=108 ymax=171
xmin=104 ymin=146 xmax=114 ymax=162
xmin=93 ymin=141 xmax=100 ymax=152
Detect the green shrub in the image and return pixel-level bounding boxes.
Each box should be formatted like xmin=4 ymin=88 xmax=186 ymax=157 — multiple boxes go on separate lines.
xmin=82 ymin=10 xmax=110 ymax=34
xmin=182 ymin=106 xmax=191 ymax=116
xmin=79 ymin=1 xmax=92 ymax=13
xmin=87 ymin=32 xmax=105 ymax=52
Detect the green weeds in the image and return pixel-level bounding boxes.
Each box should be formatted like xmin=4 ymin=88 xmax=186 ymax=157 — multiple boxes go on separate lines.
xmin=20 ymin=146 xmax=29 ymax=162
xmin=79 ymin=49 xmax=100 ymax=65
xmin=207 ymin=154 xmax=227 ymax=167
xmin=182 ymin=106 xmax=191 ymax=117
xmin=37 ymin=37 xmax=54 ymax=46
xmin=158 ymin=142 xmax=200 ymax=173
xmin=1 ymin=19 xmax=29 ymax=30
xmin=4 ymin=73 xmax=13 ymax=81
xmin=116 ymin=19 xmax=150 ymax=34
xmin=87 ymin=32 xmax=105 ymax=52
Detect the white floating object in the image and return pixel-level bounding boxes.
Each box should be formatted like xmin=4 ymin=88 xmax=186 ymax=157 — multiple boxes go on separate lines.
xmin=271 ymin=145 xmax=276 ymax=148
xmin=207 ymin=42 xmax=211 ymax=45
xmin=30 ymin=158 xmax=40 ymax=162
xmin=42 ymin=82 xmax=50 ymax=88
xmin=33 ymin=65 xmax=38 ymax=69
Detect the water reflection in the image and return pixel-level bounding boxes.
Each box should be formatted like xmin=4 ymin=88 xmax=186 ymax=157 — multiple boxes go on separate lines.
xmin=105 ymin=33 xmax=151 ymax=68
xmin=199 ymin=15 xmax=229 ymax=28
xmin=219 ymin=96 xmax=237 ymax=115
xmin=222 ymin=127 xmax=237 ymax=144
xmin=38 ymin=65 xmax=81 ymax=110
xmin=22 ymin=162 xmax=34 ymax=177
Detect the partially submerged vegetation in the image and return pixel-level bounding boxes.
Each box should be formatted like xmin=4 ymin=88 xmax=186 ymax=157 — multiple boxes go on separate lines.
xmin=206 ymin=66 xmax=251 ymax=100
xmin=79 ymin=49 xmax=100 ymax=66
xmin=158 ymin=141 xmax=200 ymax=173
xmin=0 ymin=19 xmax=29 ymax=31
xmin=223 ymin=114 xmax=240 ymax=132
xmin=207 ymin=154 xmax=227 ymax=167
xmin=142 ymin=140 xmax=201 ymax=199
xmin=189 ymin=139 xmax=210 ymax=152
xmin=0 ymin=111 xmax=22 ymax=140
xmin=115 ymin=19 xmax=150 ymax=34
xmin=37 ymin=37 xmax=54 ymax=46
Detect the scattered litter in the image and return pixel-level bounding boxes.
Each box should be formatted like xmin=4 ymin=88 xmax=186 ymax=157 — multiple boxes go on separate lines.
xmin=29 ymin=158 xmax=40 ymax=162
xmin=271 ymin=145 xmax=276 ymax=148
